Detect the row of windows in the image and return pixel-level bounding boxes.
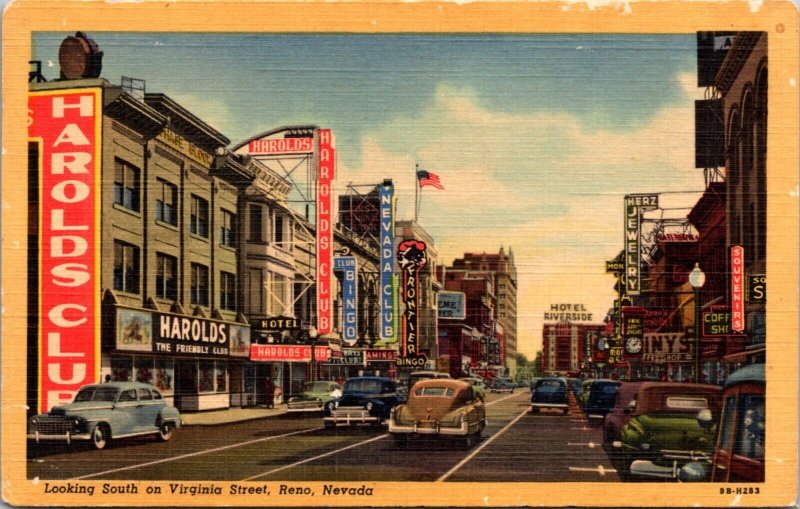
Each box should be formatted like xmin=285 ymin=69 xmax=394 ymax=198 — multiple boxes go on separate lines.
xmin=113 ymin=241 xmax=236 ymax=310
xmin=114 ymin=159 xmax=236 ymax=249
xmin=110 ymin=356 xmax=228 ymax=395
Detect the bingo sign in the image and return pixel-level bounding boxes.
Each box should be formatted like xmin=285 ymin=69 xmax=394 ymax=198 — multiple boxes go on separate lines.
xmin=396 ymin=240 xmax=428 ymax=368
xmin=438 ymin=291 xmax=466 ymax=319
xmin=317 ymin=129 xmax=335 ymax=335
xmin=334 ymin=256 xmax=358 ymax=345
xmin=731 ymin=246 xmax=744 ymax=332
xmin=30 ymin=89 xmax=102 ymax=412
xmin=379 ymin=182 xmax=396 ymax=341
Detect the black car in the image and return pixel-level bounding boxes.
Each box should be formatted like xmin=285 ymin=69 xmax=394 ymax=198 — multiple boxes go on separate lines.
xmin=531 ymin=377 xmax=569 ymax=414
xmin=323 ymin=376 xmax=399 ymax=427
xmin=584 ymin=379 xmax=620 ymax=421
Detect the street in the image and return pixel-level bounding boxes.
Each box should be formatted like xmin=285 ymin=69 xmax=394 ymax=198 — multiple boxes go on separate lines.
xmin=28 ymin=391 xmax=617 ymax=482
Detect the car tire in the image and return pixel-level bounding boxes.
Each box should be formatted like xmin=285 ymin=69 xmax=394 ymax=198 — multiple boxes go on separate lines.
xmin=464 ymin=435 xmax=475 ymax=448
xmin=91 ymin=424 xmax=109 ymax=450
xmin=324 ymin=421 xmax=335 ymax=429
xmin=511 ymin=389 xmax=514 ymax=393
xmin=158 ymin=422 xmax=174 ymax=442
xmin=562 ymin=408 xmax=569 ymax=415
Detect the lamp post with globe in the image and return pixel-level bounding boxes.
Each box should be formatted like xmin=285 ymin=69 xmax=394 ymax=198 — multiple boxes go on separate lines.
xmin=689 ymin=263 xmax=706 ymax=383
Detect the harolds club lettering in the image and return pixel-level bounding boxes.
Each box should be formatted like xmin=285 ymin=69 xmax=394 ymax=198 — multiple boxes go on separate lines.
xmin=317 ymin=129 xmax=335 ymax=335
xmin=29 ymin=89 xmax=102 ymax=412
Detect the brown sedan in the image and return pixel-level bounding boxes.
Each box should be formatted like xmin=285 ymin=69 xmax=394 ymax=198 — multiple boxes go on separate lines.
xmin=388 ymin=379 xmax=486 ymax=447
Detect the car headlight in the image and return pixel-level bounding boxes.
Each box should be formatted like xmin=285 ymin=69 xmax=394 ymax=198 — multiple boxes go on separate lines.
xmin=30 ymin=417 xmax=39 ymax=425
xmin=640 ymin=443 xmax=650 ymax=451
xmin=72 ymin=417 xmax=82 ymax=426
xmin=366 ymin=402 xmax=373 ymax=411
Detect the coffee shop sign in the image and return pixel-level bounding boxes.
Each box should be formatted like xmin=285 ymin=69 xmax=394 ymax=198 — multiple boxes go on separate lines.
xmin=544 ymin=303 xmax=593 ymax=322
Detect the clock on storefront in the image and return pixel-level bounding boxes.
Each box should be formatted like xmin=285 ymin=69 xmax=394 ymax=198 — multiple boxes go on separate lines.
xmin=625 ymin=337 xmax=642 ymax=354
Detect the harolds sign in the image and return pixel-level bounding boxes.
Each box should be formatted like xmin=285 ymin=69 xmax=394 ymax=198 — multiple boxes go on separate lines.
xmin=154 ymin=313 xmax=230 ymax=357
xmin=250 ymin=344 xmax=331 ymax=362
xmin=317 ymin=129 xmax=335 ymax=335
xmin=378 ymin=182 xmax=396 ymax=341
xmin=247 ymin=137 xmax=313 ymax=155
xmin=30 ymin=89 xmax=102 ymax=412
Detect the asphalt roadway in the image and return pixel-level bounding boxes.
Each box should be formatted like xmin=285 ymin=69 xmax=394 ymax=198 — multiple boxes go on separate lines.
xmin=27 ymin=391 xmax=619 ymax=482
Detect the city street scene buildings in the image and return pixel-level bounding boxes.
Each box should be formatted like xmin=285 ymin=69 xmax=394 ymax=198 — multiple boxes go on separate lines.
xmin=22 ymin=29 xmax=774 ymax=489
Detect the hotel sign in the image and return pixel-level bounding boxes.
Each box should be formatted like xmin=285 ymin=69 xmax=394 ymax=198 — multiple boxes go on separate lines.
xmin=624 ymin=194 xmax=658 ymax=296
xmin=317 ymin=129 xmax=335 ymax=335
xmin=30 ymin=89 xmax=102 ymax=412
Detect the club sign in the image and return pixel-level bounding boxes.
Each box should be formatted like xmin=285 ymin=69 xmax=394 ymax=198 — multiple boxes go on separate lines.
xmin=334 ymin=256 xmax=358 ymax=345
xmin=317 ymin=129 xmax=335 ymax=335
xmin=396 ymin=240 xmax=428 ymax=368
xmin=379 ymin=182 xmax=396 ymax=341
xmin=30 ymin=89 xmax=102 ymax=412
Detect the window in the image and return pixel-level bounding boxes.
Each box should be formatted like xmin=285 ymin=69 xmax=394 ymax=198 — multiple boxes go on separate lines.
xmin=249 ymin=204 xmax=263 ymax=242
xmin=220 ymin=209 xmax=236 ymax=247
xmin=270 ymin=274 xmax=288 ymax=315
xmin=734 ymin=395 xmax=765 ymax=460
xmin=190 ymin=195 xmax=209 ymax=238
xmin=137 ymin=389 xmax=153 ymax=401
xmin=199 ymin=361 xmax=215 ymax=393
xmin=135 ymin=357 xmax=154 ymax=384
xmin=191 ymin=263 xmax=209 ymax=306
xmin=154 ymin=359 xmax=174 ymax=395
xmin=155 ymin=179 xmax=177 ymax=225
xmin=119 ymin=389 xmax=137 ymax=402
xmin=719 ymin=396 xmax=737 ymax=452
xmin=274 ymin=214 xmax=284 ymax=245
xmin=247 ymin=268 xmax=263 ymax=314
xmin=113 ymin=159 xmax=140 ymax=211
xmin=113 ymin=241 xmax=140 ymax=294
xmin=215 ymin=362 xmax=228 ymax=393
xmin=220 ymin=271 xmax=236 ymax=311
xmin=111 ymin=357 xmax=133 ymax=381
xmin=155 ymin=253 xmax=177 ymax=300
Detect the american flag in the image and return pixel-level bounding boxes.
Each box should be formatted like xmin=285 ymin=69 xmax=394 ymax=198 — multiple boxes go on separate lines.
xmin=416 ymin=169 xmax=444 ymax=190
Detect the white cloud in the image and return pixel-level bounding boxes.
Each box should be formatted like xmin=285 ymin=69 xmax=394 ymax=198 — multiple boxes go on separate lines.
xmin=338 ymin=73 xmax=705 ymax=357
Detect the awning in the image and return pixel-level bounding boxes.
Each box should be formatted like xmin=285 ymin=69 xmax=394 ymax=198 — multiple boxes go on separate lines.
xmin=723 ymin=348 xmax=765 ymax=363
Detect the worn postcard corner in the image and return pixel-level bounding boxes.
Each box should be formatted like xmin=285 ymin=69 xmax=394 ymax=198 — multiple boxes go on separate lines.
xmin=2 ymin=0 xmax=798 ymax=507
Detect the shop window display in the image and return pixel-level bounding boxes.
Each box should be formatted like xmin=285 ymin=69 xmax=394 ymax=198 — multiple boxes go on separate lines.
xmin=216 ymin=363 xmax=228 ymax=393
xmin=199 ymin=361 xmax=215 ymax=393
xmin=155 ymin=359 xmax=174 ymax=395
xmin=111 ymin=357 xmax=133 ymax=381
xmin=135 ymin=357 xmax=154 ymax=385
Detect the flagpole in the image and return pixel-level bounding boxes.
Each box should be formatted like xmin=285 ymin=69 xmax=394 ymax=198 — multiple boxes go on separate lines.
xmin=414 ymin=163 xmax=419 ymax=223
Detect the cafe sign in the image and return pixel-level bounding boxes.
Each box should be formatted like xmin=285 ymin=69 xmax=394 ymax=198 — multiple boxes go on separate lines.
xmin=641 ymin=332 xmax=693 ymax=364
xmin=703 ymin=307 xmax=732 ymax=336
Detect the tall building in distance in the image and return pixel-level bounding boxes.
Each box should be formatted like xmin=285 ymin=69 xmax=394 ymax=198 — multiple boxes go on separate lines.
xmin=446 ymin=248 xmax=518 ymax=375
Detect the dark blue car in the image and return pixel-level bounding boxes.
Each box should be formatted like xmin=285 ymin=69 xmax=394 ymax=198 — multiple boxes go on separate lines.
xmin=323 ymin=376 xmax=398 ymax=427
xmin=530 ymin=377 xmax=569 ymax=414
xmin=584 ymin=379 xmax=620 ymax=421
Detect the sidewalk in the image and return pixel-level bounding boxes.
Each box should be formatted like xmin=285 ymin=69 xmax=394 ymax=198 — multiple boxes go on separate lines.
xmin=181 ymin=404 xmax=288 ymax=426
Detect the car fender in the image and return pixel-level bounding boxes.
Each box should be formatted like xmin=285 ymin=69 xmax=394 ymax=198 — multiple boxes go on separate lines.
xmin=157 ymin=407 xmax=181 ymax=427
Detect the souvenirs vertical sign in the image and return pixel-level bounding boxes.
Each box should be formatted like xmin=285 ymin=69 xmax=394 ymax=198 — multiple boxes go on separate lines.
xmin=317 ymin=128 xmax=335 ymax=335
xmin=29 ymin=89 xmax=102 ymax=412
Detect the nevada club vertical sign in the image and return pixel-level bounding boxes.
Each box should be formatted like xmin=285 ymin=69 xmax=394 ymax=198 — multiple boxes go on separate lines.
xmin=317 ymin=129 xmax=335 ymax=335
xmin=30 ymin=89 xmax=102 ymax=412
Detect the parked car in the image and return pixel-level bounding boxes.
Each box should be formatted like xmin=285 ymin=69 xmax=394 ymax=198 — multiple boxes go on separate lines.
xmin=27 ymin=382 xmax=181 ymax=450
xmin=528 ymin=377 xmax=541 ymax=391
xmin=578 ymin=379 xmax=595 ymax=407
xmin=490 ymin=378 xmax=516 ymax=393
xmin=515 ymin=381 xmax=530 ymax=389
xmin=631 ymin=365 xmax=765 ymax=482
xmin=286 ymin=381 xmax=342 ymax=413
xmin=614 ymin=382 xmax=722 ymax=476
xmin=323 ymin=376 xmax=399 ymax=427
xmin=407 ymin=371 xmax=451 ymax=390
xmin=530 ymin=377 xmax=569 ymax=414
xmin=584 ymin=379 xmax=621 ymax=421
xmin=389 ymin=379 xmax=486 ymax=447
xmin=603 ymin=382 xmax=644 ymax=444
xmin=458 ymin=377 xmax=487 ymax=401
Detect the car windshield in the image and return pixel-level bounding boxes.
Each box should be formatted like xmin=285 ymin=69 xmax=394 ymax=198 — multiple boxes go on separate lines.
xmin=344 ymin=379 xmax=383 ymax=394
xmin=665 ymin=396 xmax=708 ymax=410
xmin=600 ymin=385 xmax=618 ymax=394
xmin=74 ymin=386 xmax=119 ymax=402
xmin=304 ymin=382 xmax=332 ymax=392
xmin=414 ymin=387 xmax=455 ymax=397
xmin=538 ymin=380 xmax=563 ymax=388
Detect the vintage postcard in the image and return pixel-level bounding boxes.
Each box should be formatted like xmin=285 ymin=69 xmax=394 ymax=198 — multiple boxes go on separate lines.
xmin=2 ymin=0 xmax=798 ymax=506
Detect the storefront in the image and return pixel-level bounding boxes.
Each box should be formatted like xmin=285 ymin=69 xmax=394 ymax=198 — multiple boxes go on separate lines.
xmin=106 ymin=306 xmax=251 ymax=412
xmin=249 ymin=343 xmax=331 ymax=399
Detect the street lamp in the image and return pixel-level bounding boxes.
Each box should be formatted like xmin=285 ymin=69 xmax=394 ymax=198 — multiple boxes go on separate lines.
xmin=689 ymin=263 xmax=706 ymax=383
xmin=307 ymin=325 xmax=319 ymax=382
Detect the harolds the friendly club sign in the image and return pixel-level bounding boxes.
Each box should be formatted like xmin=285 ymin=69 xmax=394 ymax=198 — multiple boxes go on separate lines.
xmin=29 ymin=89 xmax=102 ymax=412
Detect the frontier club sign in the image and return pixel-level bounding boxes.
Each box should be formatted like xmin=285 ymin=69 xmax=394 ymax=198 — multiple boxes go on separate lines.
xmin=396 ymin=240 xmax=428 ymax=368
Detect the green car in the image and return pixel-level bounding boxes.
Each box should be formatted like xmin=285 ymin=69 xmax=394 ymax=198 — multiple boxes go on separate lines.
xmin=614 ymin=382 xmax=722 ymax=477
xmin=458 ymin=377 xmax=487 ymax=401
xmin=579 ymin=379 xmax=595 ymax=407
xmin=286 ymin=381 xmax=342 ymax=413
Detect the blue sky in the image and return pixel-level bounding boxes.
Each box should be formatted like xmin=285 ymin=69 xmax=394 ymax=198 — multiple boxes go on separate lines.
xmin=33 ymin=33 xmax=706 ymax=357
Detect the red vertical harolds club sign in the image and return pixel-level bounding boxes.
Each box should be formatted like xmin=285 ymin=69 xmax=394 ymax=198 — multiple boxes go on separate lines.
xmin=317 ymin=129 xmax=335 ymax=335
xmin=29 ymin=89 xmax=102 ymax=412
xmin=731 ymin=245 xmax=744 ymax=332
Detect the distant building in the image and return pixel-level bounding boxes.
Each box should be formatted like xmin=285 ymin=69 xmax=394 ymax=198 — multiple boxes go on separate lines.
xmin=541 ymin=322 xmax=605 ymax=375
